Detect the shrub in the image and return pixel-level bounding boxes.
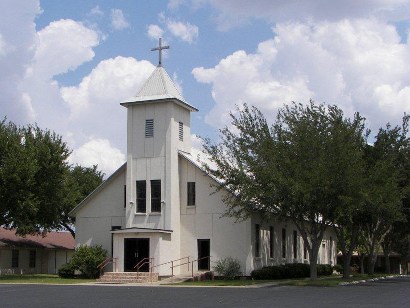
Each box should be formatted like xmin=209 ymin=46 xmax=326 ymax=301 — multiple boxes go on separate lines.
xmin=251 ymin=266 xmax=284 ymax=280
xmin=70 ymin=244 xmax=107 ymax=279
xmin=317 ymin=264 xmax=333 ymax=276
xmin=58 ymin=262 xmax=75 ymax=278
xmin=333 ymin=264 xmax=343 ymax=274
xmin=213 ymin=257 xmax=242 ymax=280
xmin=283 ymin=263 xmax=310 ymax=278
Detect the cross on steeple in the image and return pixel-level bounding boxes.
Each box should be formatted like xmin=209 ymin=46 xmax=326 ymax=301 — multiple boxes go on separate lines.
xmin=151 ymin=38 xmax=170 ymax=67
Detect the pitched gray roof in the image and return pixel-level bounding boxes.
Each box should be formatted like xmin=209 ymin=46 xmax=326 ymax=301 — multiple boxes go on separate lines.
xmin=121 ymin=66 xmax=198 ymax=112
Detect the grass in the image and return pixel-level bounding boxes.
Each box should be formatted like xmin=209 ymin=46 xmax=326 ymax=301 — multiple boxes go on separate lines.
xmin=0 ymin=274 xmax=95 ymax=284
xmin=176 ymin=273 xmax=393 ymax=287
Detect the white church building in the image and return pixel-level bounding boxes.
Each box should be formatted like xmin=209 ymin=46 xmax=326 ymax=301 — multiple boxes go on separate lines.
xmin=70 ymin=41 xmax=337 ymax=278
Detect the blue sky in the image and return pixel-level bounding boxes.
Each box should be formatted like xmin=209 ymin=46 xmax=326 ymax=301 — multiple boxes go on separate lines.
xmin=1 ymin=0 xmax=410 ymax=175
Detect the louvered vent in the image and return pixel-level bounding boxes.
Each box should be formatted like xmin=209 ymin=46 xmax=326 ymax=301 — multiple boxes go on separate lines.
xmin=145 ymin=119 xmax=154 ymax=138
xmin=179 ymin=122 xmax=183 ymax=141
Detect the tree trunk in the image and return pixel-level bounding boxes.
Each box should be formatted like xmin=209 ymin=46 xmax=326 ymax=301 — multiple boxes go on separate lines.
xmin=368 ymin=253 xmax=376 ymax=275
xmin=309 ymin=243 xmax=320 ymax=280
xmin=382 ymin=242 xmax=391 ymax=274
xmin=359 ymin=253 xmax=365 ymax=274
xmin=342 ymin=254 xmax=352 ymax=278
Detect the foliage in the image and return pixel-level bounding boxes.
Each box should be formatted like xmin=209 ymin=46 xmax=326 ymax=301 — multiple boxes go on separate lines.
xmin=202 ymin=101 xmax=367 ymax=279
xmin=68 ymin=245 xmax=107 ymax=279
xmin=61 ymin=165 xmax=104 ymax=237
xmin=58 ymin=263 xmax=76 ymax=278
xmin=0 ymin=118 xmax=103 ymax=237
xmin=317 ymin=264 xmax=333 ymax=276
xmin=213 ymin=257 xmax=242 ymax=280
xmin=361 ymin=118 xmax=408 ymax=274
xmin=251 ymin=263 xmax=310 ymax=280
xmin=333 ymin=264 xmax=343 ymax=274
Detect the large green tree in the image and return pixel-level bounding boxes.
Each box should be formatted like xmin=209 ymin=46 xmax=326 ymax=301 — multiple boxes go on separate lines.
xmin=361 ymin=118 xmax=408 ymax=274
xmin=0 ymin=119 xmax=103 ymax=237
xmin=61 ymin=165 xmax=104 ymax=237
xmin=203 ymin=102 xmax=367 ymax=279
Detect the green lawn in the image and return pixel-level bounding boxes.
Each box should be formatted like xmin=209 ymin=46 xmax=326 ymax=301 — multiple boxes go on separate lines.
xmin=176 ymin=273 xmax=393 ymax=287
xmin=0 ymin=274 xmax=95 ymax=284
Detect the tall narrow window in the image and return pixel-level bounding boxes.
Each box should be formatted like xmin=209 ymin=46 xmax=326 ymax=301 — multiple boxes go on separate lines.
xmin=11 ymin=249 xmax=19 ymax=268
xmin=255 ymin=224 xmax=260 ymax=257
xmin=136 ymin=180 xmax=146 ymax=213
xmin=282 ymin=228 xmax=286 ymax=259
xmin=145 ymin=119 xmax=154 ymax=138
xmin=187 ymin=182 xmax=196 ymax=206
xmin=304 ymin=241 xmax=308 ymax=260
xmin=293 ymin=230 xmax=298 ymax=259
xmin=269 ymin=226 xmax=274 ymax=258
xmin=151 ymin=180 xmax=161 ymax=212
xmin=329 ymin=236 xmax=333 ymax=264
xmin=179 ymin=122 xmax=183 ymax=141
xmin=29 ymin=250 xmax=36 ymax=268
xmin=123 ymin=185 xmax=126 ymax=208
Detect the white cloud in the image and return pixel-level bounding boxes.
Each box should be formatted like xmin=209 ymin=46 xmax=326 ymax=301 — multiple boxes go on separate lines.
xmin=60 ymin=56 xmax=155 ymax=154
xmin=201 ymin=0 xmax=410 ymax=29
xmin=166 ymin=20 xmax=199 ymax=43
xmin=68 ymin=138 xmax=125 ymax=176
xmin=89 ymin=5 xmax=104 ymax=17
xmin=0 ymin=0 xmax=41 ymax=124
xmin=147 ymin=24 xmax=164 ymax=40
xmin=33 ymin=19 xmax=100 ymax=78
xmin=111 ymin=9 xmax=130 ymax=30
xmin=61 ymin=56 xmax=155 ymax=117
xmin=193 ymin=19 xmax=410 ymax=133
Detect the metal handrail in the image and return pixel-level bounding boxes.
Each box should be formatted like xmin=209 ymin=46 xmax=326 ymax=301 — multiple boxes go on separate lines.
xmin=191 ymin=256 xmax=212 ymax=277
xmin=150 ymin=256 xmax=190 ymax=276
xmin=97 ymin=257 xmax=117 ymax=275
xmin=134 ymin=257 xmax=154 ymax=270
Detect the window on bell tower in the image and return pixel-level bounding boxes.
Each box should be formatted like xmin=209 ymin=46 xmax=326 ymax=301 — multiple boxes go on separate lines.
xmin=179 ymin=122 xmax=183 ymax=141
xmin=145 ymin=119 xmax=154 ymax=138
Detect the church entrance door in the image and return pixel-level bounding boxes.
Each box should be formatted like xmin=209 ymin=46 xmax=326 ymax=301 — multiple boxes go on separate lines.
xmin=124 ymin=238 xmax=150 ymax=272
xmin=197 ymin=239 xmax=210 ymax=271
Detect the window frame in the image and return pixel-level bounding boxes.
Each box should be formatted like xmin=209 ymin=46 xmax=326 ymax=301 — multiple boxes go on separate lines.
xmin=29 ymin=250 xmax=36 ymax=268
xmin=179 ymin=122 xmax=183 ymax=141
xmin=282 ymin=228 xmax=286 ymax=259
xmin=187 ymin=182 xmax=196 ymax=206
xmin=255 ymin=224 xmax=261 ymax=258
xmin=269 ymin=226 xmax=274 ymax=259
xmin=11 ymin=249 xmax=19 ymax=268
xmin=145 ymin=119 xmax=154 ymax=138
xmin=136 ymin=180 xmax=147 ymax=213
xmin=150 ymin=180 xmax=161 ymax=213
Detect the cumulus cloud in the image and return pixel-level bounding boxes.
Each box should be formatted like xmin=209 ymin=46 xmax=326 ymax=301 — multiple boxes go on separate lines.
xmin=111 ymin=9 xmax=130 ymax=30
xmin=68 ymin=138 xmax=126 ymax=176
xmin=200 ymin=0 xmax=410 ymax=29
xmin=0 ymin=0 xmax=41 ymax=124
xmin=33 ymin=19 xmax=100 ymax=78
xmin=166 ymin=19 xmax=199 ymax=43
xmin=193 ymin=19 xmax=410 ymax=133
xmin=147 ymin=24 xmax=164 ymax=40
xmin=60 ymin=56 xmax=155 ymax=158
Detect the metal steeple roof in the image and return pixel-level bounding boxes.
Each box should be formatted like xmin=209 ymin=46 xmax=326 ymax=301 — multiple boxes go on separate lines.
xmin=120 ymin=65 xmax=198 ymax=112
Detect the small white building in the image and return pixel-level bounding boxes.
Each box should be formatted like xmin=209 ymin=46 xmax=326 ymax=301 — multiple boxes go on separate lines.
xmin=70 ymin=48 xmax=337 ymax=276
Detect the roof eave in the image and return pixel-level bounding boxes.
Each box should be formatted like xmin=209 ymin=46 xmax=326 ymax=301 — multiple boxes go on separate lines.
xmin=120 ymin=97 xmax=198 ymax=112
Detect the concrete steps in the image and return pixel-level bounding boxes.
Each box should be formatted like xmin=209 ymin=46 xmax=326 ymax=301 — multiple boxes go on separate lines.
xmin=97 ymin=272 xmax=159 ymax=284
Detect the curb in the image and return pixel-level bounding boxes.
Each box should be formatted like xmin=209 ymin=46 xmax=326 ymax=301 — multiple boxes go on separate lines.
xmin=338 ymin=274 xmax=408 ymax=286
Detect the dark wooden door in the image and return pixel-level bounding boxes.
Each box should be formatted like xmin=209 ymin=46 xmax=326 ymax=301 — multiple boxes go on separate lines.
xmin=124 ymin=238 xmax=150 ymax=272
xmin=197 ymin=239 xmax=210 ymax=270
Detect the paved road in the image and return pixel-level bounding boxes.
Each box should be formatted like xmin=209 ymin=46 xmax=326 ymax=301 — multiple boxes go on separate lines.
xmin=1 ymin=276 xmax=409 ymax=308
